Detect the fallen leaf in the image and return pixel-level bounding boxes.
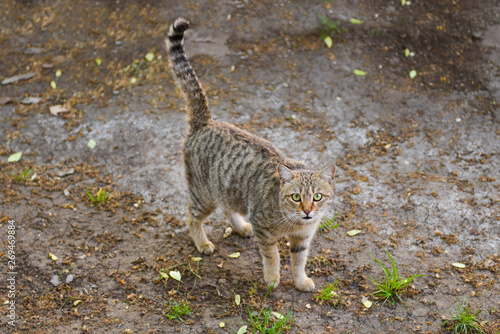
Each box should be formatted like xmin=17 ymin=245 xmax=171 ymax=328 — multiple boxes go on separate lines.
xmin=130 ymin=77 xmax=137 ymax=84
xmin=347 ymin=229 xmax=362 ymax=237
xmin=324 ymin=36 xmax=333 ymax=48
xmin=409 ymin=70 xmax=417 ymax=79
xmin=272 ymin=311 xmax=284 ymax=319
xmin=159 ymin=272 xmax=168 ymax=280
xmin=219 ymin=322 xmax=225 ymax=328
xmin=145 ymin=52 xmax=155 ymax=62
xmin=223 ymin=227 xmax=233 ymax=238
xmin=401 ymin=0 xmax=407 ymax=5
xmin=1 ymin=73 xmax=36 ymax=85
xmin=20 ymin=97 xmax=41 ymax=105
xmin=217 ymin=262 xmax=224 ymax=268
xmin=23 ymin=47 xmax=43 ymax=55
xmin=352 ymin=185 xmax=362 ymax=195
xmin=95 ymin=57 xmax=102 ymax=66
xmin=0 ymin=97 xmax=12 ymax=105
xmin=229 ymin=252 xmax=241 ymax=258
xmin=235 ymin=294 xmax=241 ymax=305
xmin=50 ymin=105 xmax=69 ymax=116
xmin=362 ymin=296 xmax=372 ymax=308
xmin=169 ymin=270 xmax=182 ymax=281
xmin=452 ymin=262 xmax=466 ymax=268
xmin=7 ymin=152 xmax=22 ymax=162
xmin=236 ymin=325 xmax=247 ymax=334
xmin=350 ymin=18 xmax=363 ymax=24
xmin=73 ymin=300 xmax=82 ymax=306
xmin=48 ymin=253 xmax=58 ymax=261
xmin=191 ymin=257 xmax=202 ymax=262
xmin=55 ymin=69 xmax=62 ymax=77
xmin=354 ymin=69 xmax=367 ymax=76
xmin=50 ymin=81 xmax=57 ymax=89
xmin=404 ymin=48 xmax=411 ymax=57
xmin=87 ymin=139 xmax=96 ymax=149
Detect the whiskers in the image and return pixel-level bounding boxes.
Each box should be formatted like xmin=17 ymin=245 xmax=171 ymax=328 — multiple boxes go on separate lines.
xmin=267 ymin=210 xmax=300 ymax=235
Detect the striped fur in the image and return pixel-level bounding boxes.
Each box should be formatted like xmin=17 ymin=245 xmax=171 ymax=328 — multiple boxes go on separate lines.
xmin=166 ymin=17 xmax=336 ymax=292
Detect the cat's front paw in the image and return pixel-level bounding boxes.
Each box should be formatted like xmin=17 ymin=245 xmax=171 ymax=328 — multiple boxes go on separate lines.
xmin=295 ymin=277 xmax=315 ymax=292
xmin=238 ymin=223 xmax=254 ymax=238
xmin=264 ymin=272 xmax=280 ymax=288
xmin=197 ymin=241 xmax=215 ymax=254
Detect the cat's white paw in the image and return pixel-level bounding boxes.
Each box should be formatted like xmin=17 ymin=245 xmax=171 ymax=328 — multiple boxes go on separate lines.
xmin=197 ymin=241 xmax=215 ymax=254
xmin=264 ymin=272 xmax=280 ymax=288
xmin=295 ymin=277 xmax=315 ymax=292
xmin=238 ymin=223 xmax=254 ymax=237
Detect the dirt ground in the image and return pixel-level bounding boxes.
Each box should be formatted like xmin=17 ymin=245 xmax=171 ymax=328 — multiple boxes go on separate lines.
xmin=1 ymin=0 xmax=499 ymax=333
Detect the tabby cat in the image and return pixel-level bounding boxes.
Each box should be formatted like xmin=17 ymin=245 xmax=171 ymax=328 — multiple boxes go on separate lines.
xmin=166 ymin=17 xmax=335 ymax=291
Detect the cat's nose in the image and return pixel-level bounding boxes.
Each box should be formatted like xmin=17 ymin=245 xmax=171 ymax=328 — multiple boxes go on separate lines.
xmin=303 ymin=209 xmax=311 ymax=216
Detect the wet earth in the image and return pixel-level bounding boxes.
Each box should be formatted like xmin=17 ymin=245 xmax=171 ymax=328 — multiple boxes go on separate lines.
xmin=0 ymin=0 xmax=499 ymax=333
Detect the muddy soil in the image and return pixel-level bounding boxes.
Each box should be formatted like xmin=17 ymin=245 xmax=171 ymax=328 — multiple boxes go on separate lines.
xmin=1 ymin=0 xmax=499 ymax=333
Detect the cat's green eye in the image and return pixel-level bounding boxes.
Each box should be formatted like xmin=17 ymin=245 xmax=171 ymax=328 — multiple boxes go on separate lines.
xmin=291 ymin=193 xmax=301 ymax=202
xmin=313 ymin=193 xmax=323 ymax=201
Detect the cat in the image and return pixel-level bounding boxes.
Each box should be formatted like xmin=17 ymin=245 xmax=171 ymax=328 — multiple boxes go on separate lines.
xmin=166 ymin=17 xmax=335 ymax=292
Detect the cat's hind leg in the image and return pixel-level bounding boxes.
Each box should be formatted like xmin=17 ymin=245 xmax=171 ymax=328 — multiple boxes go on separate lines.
xmin=224 ymin=210 xmax=253 ymax=237
xmin=187 ymin=203 xmax=215 ymax=254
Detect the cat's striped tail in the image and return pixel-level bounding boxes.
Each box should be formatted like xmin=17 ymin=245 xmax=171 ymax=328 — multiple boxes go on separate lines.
xmin=166 ymin=17 xmax=211 ymax=130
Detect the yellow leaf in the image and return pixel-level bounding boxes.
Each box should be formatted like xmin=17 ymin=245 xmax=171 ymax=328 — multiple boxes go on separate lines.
xmin=169 ymin=270 xmax=182 ymax=281
xmin=346 ymin=230 xmax=362 ymax=236
xmin=73 ymin=300 xmax=82 ymax=306
xmin=354 ymin=69 xmax=366 ymax=76
xmin=229 ymin=252 xmax=241 ymax=258
xmin=272 ymin=311 xmax=284 ymax=319
xmin=55 ymin=69 xmax=62 ymax=77
xmin=49 ymin=253 xmax=58 ymax=261
xmin=409 ymin=70 xmax=417 ymax=79
xmin=95 ymin=57 xmax=102 ymax=66
xmin=362 ymin=297 xmax=372 ymax=308
xmin=452 ymin=262 xmax=466 ymax=268
xmin=219 ymin=322 xmax=225 ymax=328
xmin=145 ymin=52 xmax=155 ymax=62
xmin=159 ymin=272 xmax=168 ymax=279
xmin=235 ymin=294 xmax=241 ymax=305
xmin=223 ymin=227 xmax=233 ymax=238
xmin=236 ymin=326 xmax=247 ymax=334
xmin=7 ymin=152 xmax=22 ymax=162
xmin=50 ymin=81 xmax=57 ymax=89
xmin=191 ymin=257 xmax=202 ymax=262
xmin=324 ymin=36 xmax=333 ymax=48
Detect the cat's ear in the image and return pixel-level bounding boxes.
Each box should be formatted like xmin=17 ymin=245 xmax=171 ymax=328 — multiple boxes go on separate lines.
xmin=278 ymin=164 xmax=296 ymax=183
xmin=317 ymin=164 xmax=336 ymax=182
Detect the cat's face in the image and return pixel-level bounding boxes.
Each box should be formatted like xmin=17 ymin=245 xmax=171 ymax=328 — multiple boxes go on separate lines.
xmin=278 ymin=165 xmax=335 ymax=224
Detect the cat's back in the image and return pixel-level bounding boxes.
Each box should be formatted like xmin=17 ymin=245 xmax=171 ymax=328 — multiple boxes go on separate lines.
xmin=184 ymin=119 xmax=285 ymax=165
xmin=182 ymin=120 xmax=286 ymax=212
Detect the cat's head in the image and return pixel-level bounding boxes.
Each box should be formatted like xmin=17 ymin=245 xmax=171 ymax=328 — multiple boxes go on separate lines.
xmin=278 ymin=164 xmax=335 ymax=224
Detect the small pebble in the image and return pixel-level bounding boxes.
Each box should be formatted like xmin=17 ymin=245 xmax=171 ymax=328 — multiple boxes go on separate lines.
xmin=50 ymin=275 xmax=60 ymax=287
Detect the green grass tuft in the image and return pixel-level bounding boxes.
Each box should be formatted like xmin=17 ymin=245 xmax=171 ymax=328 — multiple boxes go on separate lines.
xmin=86 ymin=186 xmax=109 ymax=204
xmin=12 ymin=167 xmax=33 ymax=183
xmin=369 ymin=250 xmax=424 ymax=305
xmin=247 ymin=306 xmax=294 ymax=334
xmin=165 ymin=299 xmax=192 ymax=322
xmin=314 ymin=278 xmax=342 ymax=307
xmin=441 ymin=298 xmax=485 ymax=334
xmin=319 ymin=214 xmax=340 ymax=233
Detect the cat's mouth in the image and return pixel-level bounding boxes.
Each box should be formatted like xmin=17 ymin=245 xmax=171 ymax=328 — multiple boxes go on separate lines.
xmin=302 ymin=216 xmax=313 ymax=220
